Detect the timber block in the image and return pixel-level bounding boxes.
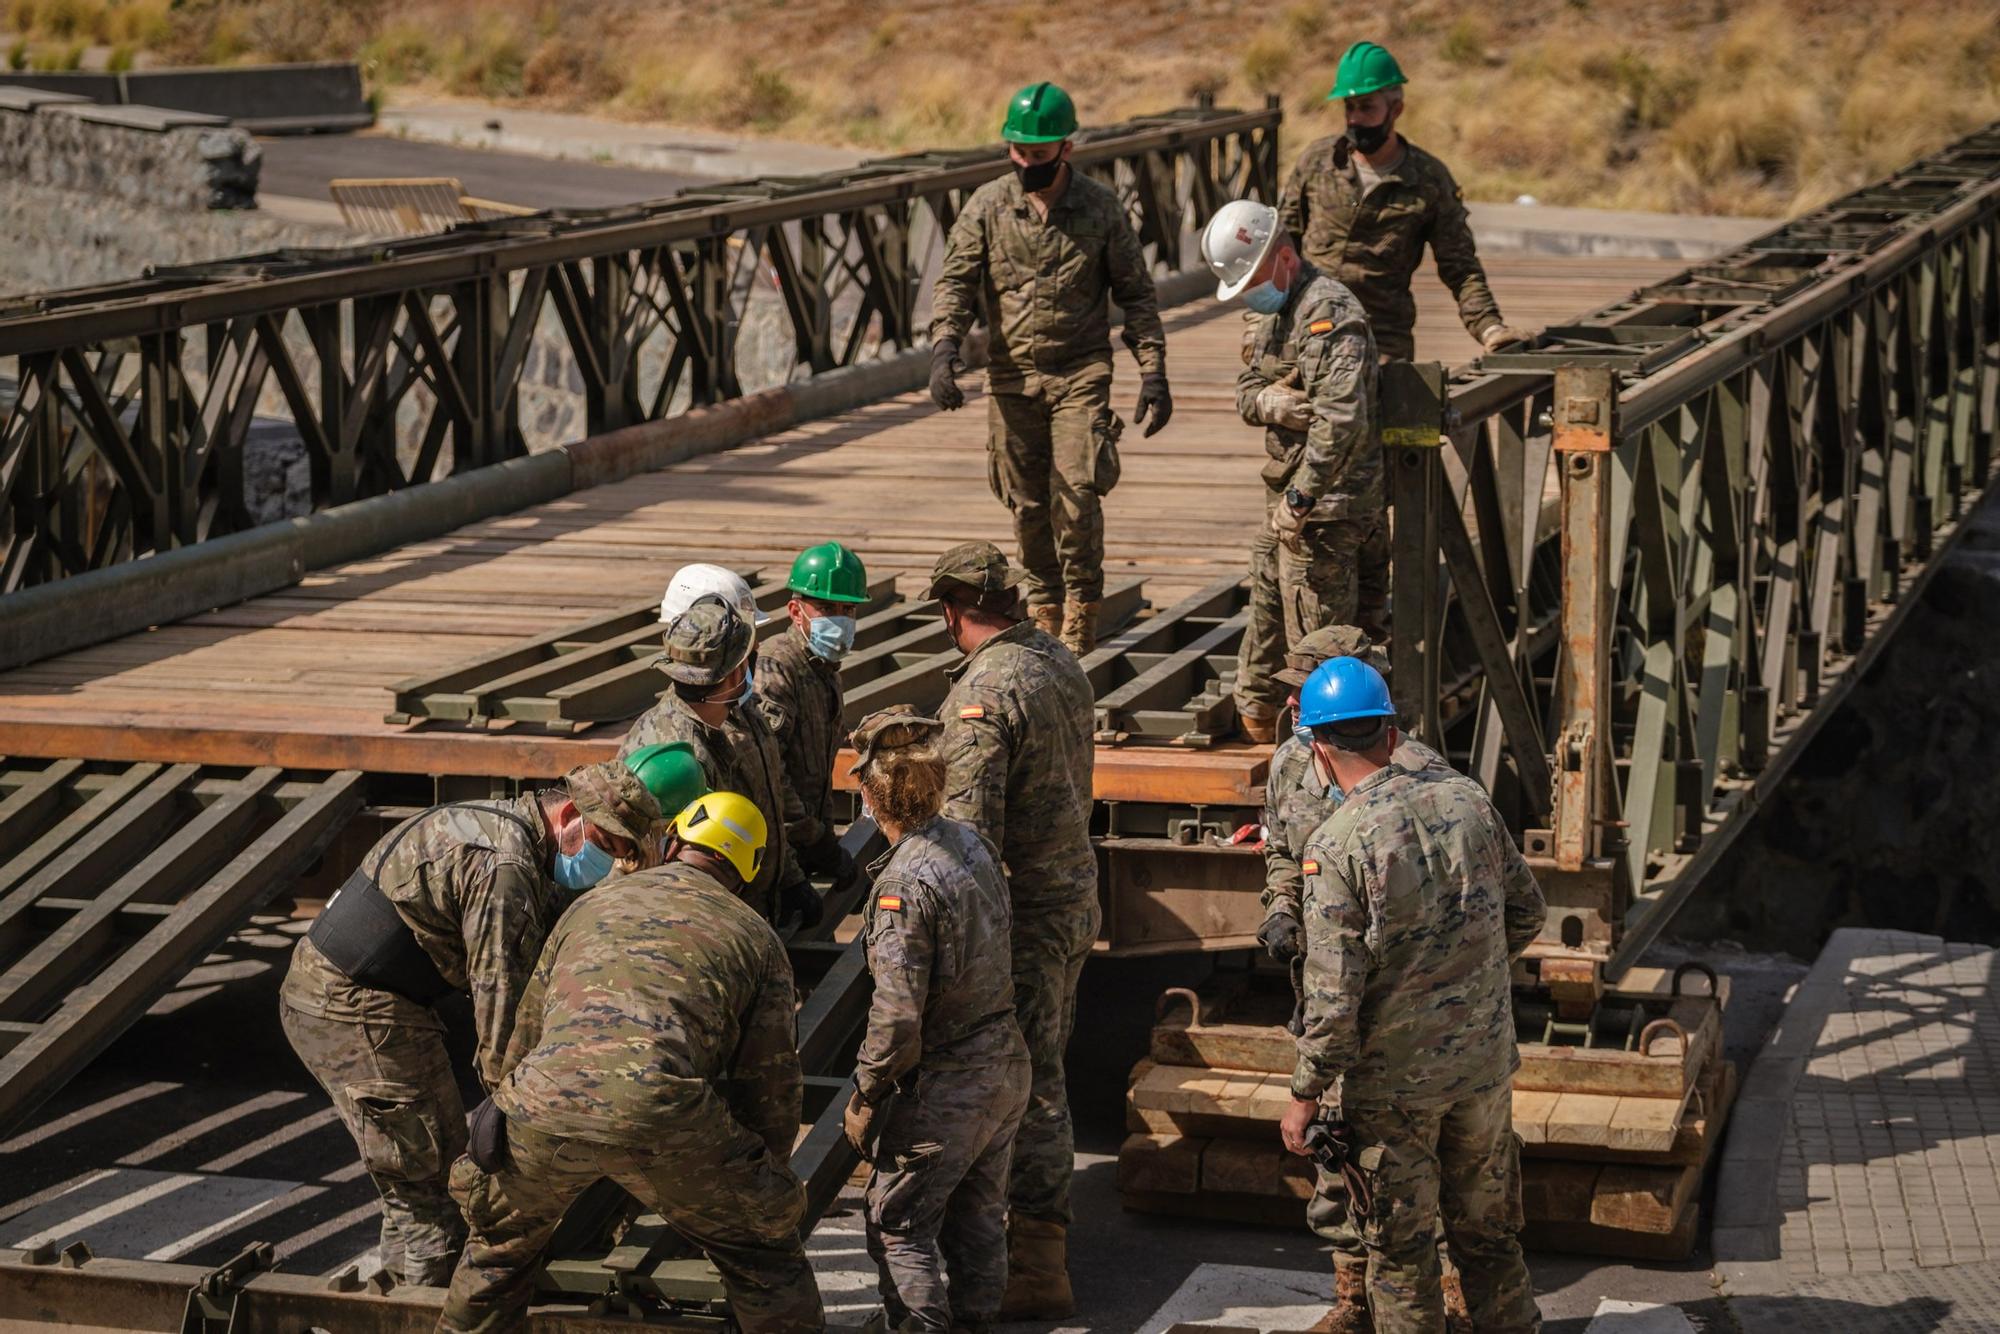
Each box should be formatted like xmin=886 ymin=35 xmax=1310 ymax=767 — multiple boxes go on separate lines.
xmin=1514 ymin=994 xmax=1721 ymax=1098
xmin=1151 ymin=981 xmax=1296 ymax=1074
xmin=1521 ymin=1056 xmax=1738 ymax=1166
xmin=1127 ymin=1059 xmax=1295 ymax=1137
xmin=1200 ymin=1137 xmax=1315 ymax=1201
xmin=1117 ymin=1132 xmax=1204 ymax=1195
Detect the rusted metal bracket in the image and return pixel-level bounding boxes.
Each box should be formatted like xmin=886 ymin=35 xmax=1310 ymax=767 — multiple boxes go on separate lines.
xmin=1551 ymin=366 xmax=1617 ymax=872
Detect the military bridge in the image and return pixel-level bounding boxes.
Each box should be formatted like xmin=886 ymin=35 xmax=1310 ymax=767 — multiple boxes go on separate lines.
xmin=0 ymin=103 xmax=1993 ymax=1329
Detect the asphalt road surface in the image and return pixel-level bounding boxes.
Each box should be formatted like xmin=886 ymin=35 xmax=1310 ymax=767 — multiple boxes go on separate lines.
xmin=256 ymin=131 xmax=702 ymax=212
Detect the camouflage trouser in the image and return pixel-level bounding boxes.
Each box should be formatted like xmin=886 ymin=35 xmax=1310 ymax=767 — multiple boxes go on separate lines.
xmin=1007 ymin=895 xmax=1100 ymax=1222
xmin=1234 ymin=486 xmax=1372 ymax=717
xmin=1356 ymin=502 xmax=1390 ymax=644
xmin=866 ymin=1059 xmax=1031 ymax=1331
xmin=1341 ymin=1082 xmax=1540 ymax=1334
xmin=279 ymin=1003 xmax=467 ymax=1286
xmin=438 ymin=1120 xmax=821 ymax=1334
xmin=985 ymin=366 xmax=1117 ymax=605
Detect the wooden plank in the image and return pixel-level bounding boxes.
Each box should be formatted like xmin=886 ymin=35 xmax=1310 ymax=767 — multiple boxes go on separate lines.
xmin=1545 ymin=1093 xmax=1624 ymax=1151
xmin=1523 ymin=1060 xmax=1737 ymax=1168
xmin=1520 ymin=1161 xmax=1603 ymax=1224
xmin=1199 ymin=1137 xmax=1314 ymax=1202
xmin=1588 ymin=1163 xmax=1701 ymax=1235
xmin=1511 ymin=1088 xmax=1560 ymax=1146
xmin=1603 ymin=1089 xmax=1693 ymax=1155
xmin=1116 ymin=1132 xmax=1204 ymax=1196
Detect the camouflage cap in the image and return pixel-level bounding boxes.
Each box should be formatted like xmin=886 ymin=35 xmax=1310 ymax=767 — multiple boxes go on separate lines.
xmin=849 ymin=709 xmax=946 ymax=781
xmin=1274 ymin=624 xmax=1388 ymax=688
xmin=563 ymin=760 xmax=666 ymax=848
xmin=925 ymin=540 xmax=1024 ymax=601
xmin=656 ymin=593 xmax=753 ymax=686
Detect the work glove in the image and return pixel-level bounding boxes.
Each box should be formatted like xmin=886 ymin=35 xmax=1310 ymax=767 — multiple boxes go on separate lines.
xmin=800 ymin=830 xmax=858 ymax=886
xmin=779 ymin=879 xmax=825 ymax=930
xmin=1253 ymin=381 xmax=1311 ymax=432
xmin=1259 ymin=910 xmax=1304 ymax=963
xmin=929 ymin=337 xmax=965 ymax=411
xmin=1134 ymin=372 xmax=1173 ymax=437
xmin=1271 ymin=493 xmax=1313 ymax=544
xmin=1480 ymin=323 xmax=1531 ymax=353
xmin=466 ymin=1097 xmax=510 ymax=1173
xmin=843 ymin=1088 xmax=879 ymax=1160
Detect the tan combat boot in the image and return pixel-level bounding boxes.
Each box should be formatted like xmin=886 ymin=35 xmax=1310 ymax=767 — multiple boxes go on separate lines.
xmin=1237 ymin=706 xmax=1279 ymax=744
xmin=997 ymin=1215 xmax=1075 ymax=1320
xmin=1029 ymin=603 xmax=1063 ymax=638
xmin=1059 ymin=598 xmax=1099 ymax=656
xmin=1305 ymin=1255 xmax=1373 ymax=1333
xmin=1441 ymin=1263 xmax=1473 ymax=1334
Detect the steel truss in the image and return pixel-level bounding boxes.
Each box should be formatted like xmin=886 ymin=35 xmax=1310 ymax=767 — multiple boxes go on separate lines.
xmin=0 ymin=103 xmax=1280 ymax=593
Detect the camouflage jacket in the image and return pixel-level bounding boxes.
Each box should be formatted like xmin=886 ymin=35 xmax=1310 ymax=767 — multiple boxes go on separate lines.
xmin=1236 ymin=262 xmax=1381 ymax=510
xmin=939 ymin=621 xmax=1098 ymax=913
xmin=1293 ymin=762 xmax=1546 ymax=1109
xmin=280 ymin=797 xmax=556 ymax=1089
xmin=856 ymin=815 xmax=1028 ymax=1104
xmin=755 ymin=623 xmax=844 ymax=857
xmin=1262 ymin=734 xmax=1450 ymax=924
xmin=930 ymin=169 xmax=1167 ymax=392
xmin=1278 ymin=135 xmax=1502 ymax=361
xmin=491 ymin=861 xmax=803 ymax=1157
xmin=619 ymin=689 xmax=805 ymax=919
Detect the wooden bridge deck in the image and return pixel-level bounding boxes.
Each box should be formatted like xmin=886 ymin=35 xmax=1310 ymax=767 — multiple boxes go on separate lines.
xmin=0 ymin=256 xmax=1677 ymax=784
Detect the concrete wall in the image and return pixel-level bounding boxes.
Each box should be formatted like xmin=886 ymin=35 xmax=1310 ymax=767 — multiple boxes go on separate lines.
xmin=0 ymin=103 xmax=261 ymax=211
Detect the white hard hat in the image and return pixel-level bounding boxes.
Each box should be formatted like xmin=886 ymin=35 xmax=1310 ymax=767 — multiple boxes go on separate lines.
xmin=1201 ymin=200 xmax=1281 ymax=302
xmin=660 ymin=563 xmax=762 ymax=627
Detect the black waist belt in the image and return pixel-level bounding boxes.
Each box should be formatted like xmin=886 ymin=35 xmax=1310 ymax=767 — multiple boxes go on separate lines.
xmin=306 ymin=802 xmax=535 ymax=1007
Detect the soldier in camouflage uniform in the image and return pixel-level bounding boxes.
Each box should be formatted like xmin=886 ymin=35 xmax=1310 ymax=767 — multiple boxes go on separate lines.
xmin=1279 ymin=658 xmax=1545 ymax=1334
xmin=281 ymin=761 xmax=663 ymax=1288
xmin=1282 ymin=41 xmax=1528 ymax=639
xmin=1201 ymin=199 xmax=1380 ymax=743
xmin=840 ymin=710 xmax=1031 ymax=1334
xmin=1254 ymin=626 xmax=1446 ymax=1334
xmin=929 ymin=81 xmax=1172 ymax=656
xmin=757 ymin=542 xmax=870 ymax=895
xmin=927 ymin=540 xmax=1096 ymax=1319
xmin=621 ymin=593 xmax=817 ymax=927
xmin=437 ymin=791 xmax=822 ymax=1334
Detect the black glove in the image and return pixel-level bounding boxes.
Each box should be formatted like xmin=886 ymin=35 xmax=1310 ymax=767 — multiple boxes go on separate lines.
xmin=1134 ymin=371 xmax=1173 ymax=437
xmin=929 ymin=337 xmax=965 ymax=411
xmin=780 ymin=879 xmax=825 ymax=929
xmin=1259 ymin=910 xmax=1304 ymax=962
xmin=467 ymin=1096 xmax=509 ymax=1173
xmin=800 ymin=832 xmax=863 ymax=895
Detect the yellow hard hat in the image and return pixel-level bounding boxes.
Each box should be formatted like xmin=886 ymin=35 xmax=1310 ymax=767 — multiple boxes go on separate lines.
xmin=671 ymin=791 xmax=767 ymax=885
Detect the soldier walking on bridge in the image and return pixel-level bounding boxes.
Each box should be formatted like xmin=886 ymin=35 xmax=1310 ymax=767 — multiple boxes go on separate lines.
xmin=621 ymin=592 xmax=821 ymax=929
xmin=280 ymin=760 xmax=671 ymax=1288
xmin=756 ymin=542 xmax=870 ymax=898
xmin=436 ymin=792 xmax=824 ymax=1334
xmin=928 ymin=541 xmax=1097 ymax=1317
xmin=1204 ymin=199 xmax=1380 ymax=744
xmin=929 ymin=81 xmax=1173 ymax=656
xmin=1280 ymin=658 xmax=1545 ymax=1333
xmin=842 ymin=710 xmax=1030 ymax=1334
xmin=1280 ymin=42 xmax=1528 ymax=637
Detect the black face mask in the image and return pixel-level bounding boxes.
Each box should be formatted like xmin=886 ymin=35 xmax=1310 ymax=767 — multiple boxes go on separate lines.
xmin=1347 ymin=119 xmax=1391 ymax=155
xmin=1014 ymin=155 xmax=1064 ymax=192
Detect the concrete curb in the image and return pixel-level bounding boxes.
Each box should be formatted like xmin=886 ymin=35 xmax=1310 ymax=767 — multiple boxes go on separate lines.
xmin=1710 ymin=927 xmax=1934 ymax=1297
xmin=0 ymin=268 xmax=1217 ymax=670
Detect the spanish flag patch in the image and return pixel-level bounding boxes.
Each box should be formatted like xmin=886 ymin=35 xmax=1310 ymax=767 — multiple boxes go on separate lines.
xmin=958 ymin=705 xmax=986 ymax=720
xmin=877 ymin=894 xmax=903 ymax=912
xmin=1302 ymin=858 xmax=1320 ymax=875
xmin=1308 ymin=319 xmax=1334 ymax=334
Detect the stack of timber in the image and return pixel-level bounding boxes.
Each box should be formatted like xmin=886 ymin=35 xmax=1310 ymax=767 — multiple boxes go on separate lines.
xmin=1117 ymin=967 xmax=1735 ymax=1259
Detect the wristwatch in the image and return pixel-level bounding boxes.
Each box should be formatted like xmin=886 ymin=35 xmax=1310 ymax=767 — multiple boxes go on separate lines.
xmin=1284 ymin=487 xmax=1315 ymax=513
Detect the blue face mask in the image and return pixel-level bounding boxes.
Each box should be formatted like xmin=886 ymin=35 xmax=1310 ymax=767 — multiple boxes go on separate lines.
xmin=807 ymin=615 xmax=857 ymax=662
xmin=1243 ymin=280 xmax=1287 ymax=314
xmin=553 ymin=834 xmax=614 ymax=891
xmin=734 ymin=665 xmax=755 ymax=707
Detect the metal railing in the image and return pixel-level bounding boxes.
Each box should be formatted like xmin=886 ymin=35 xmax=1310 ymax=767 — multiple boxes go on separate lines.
xmin=1385 ymin=120 xmax=2000 ymax=982
xmin=0 ymin=101 xmax=1280 ymax=593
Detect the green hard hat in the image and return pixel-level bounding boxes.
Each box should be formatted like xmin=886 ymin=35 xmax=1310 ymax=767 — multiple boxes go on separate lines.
xmin=1328 ymin=41 xmax=1407 ymax=100
xmin=1002 ymin=82 xmax=1078 ymax=144
xmin=788 ymin=540 xmax=871 ymax=605
xmin=624 ymin=742 xmax=708 ymax=822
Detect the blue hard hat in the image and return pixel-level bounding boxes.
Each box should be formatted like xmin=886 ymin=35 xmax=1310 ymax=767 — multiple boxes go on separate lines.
xmin=1297 ymin=657 xmax=1396 ymax=728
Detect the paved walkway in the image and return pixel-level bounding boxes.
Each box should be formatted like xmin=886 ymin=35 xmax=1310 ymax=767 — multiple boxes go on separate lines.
xmin=1716 ymin=928 xmax=2000 ymax=1329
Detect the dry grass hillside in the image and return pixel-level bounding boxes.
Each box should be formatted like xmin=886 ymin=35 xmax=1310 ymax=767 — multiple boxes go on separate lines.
xmin=7 ymin=0 xmax=1999 ymax=216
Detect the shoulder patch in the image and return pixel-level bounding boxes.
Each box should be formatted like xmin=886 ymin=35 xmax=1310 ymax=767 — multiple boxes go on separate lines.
xmin=1308 ymin=319 xmax=1334 ymax=335
xmin=958 ymin=705 xmax=986 ymax=720
xmin=1301 ymin=858 xmax=1320 ymax=875
xmin=876 ymin=893 xmax=903 ymax=912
